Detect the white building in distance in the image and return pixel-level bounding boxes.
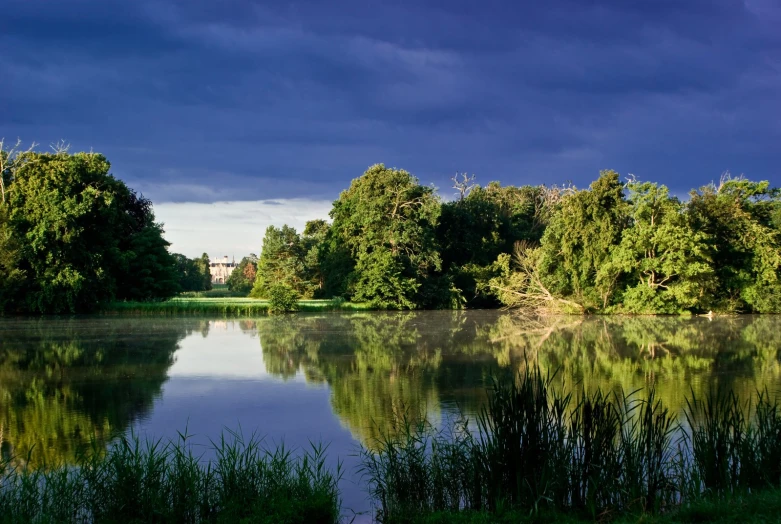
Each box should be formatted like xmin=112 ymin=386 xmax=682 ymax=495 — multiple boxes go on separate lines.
xmin=209 ymin=256 xmax=237 ymax=284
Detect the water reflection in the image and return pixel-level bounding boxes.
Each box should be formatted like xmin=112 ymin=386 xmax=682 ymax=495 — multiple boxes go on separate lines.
xmin=256 ymin=313 xmax=781 ymax=445
xmin=0 ymin=318 xmax=205 ymax=466
xmin=1 ymin=313 xmax=779 ymax=469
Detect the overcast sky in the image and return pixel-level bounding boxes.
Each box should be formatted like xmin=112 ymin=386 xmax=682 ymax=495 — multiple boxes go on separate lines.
xmin=2 ymin=0 xmax=780 ymax=257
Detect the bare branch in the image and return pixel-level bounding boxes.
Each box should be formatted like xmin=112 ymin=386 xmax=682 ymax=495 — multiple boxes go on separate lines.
xmin=532 ymin=183 xmax=576 ymax=231
xmin=451 ymin=172 xmax=477 ymax=201
xmin=0 ymin=138 xmax=37 ymax=204
xmin=50 ymin=139 xmax=71 ymax=154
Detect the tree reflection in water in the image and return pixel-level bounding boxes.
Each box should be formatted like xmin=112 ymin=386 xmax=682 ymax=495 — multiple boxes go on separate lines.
xmin=2 ymin=313 xmax=778 ymax=466
xmin=0 ymin=318 xmax=205 ymax=467
xmin=257 ymin=312 xmax=781 ymax=447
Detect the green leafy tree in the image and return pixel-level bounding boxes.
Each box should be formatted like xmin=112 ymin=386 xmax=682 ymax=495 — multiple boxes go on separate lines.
xmin=198 ymin=253 xmax=212 ymax=291
xmin=0 ymin=207 xmax=25 ymax=311
xmin=1 ymin=150 xmax=179 ymax=312
xmin=601 ymin=181 xmax=715 ymax=314
xmin=226 ymin=254 xmax=258 ymax=295
xmin=330 ymin=164 xmax=441 ymax=309
xmin=298 ymin=219 xmax=357 ymax=299
xmin=8 ymin=152 xmax=124 ymax=311
xmin=309 ymin=221 xmax=355 ymax=299
xmin=267 ymin=283 xmax=300 ymax=314
xmin=772 ymin=203 xmax=781 ymax=233
xmin=302 ymin=220 xmax=330 ymax=295
xmin=172 ymin=253 xmax=213 ymax=293
xmin=117 ymin=215 xmax=180 ymax=301
xmin=537 ymin=171 xmax=629 ymax=310
xmin=437 ymin=180 xmax=565 ymax=306
xmin=250 ymin=225 xmax=313 ymax=298
xmin=688 ymin=176 xmax=781 ymax=312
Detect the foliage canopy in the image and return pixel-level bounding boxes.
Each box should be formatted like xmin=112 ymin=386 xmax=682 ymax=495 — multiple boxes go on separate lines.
xmin=0 ymin=149 xmax=180 ymax=313
xmin=252 ymin=166 xmax=779 ymax=314
xmin=2 ymin=142 xmax=778 ymax=315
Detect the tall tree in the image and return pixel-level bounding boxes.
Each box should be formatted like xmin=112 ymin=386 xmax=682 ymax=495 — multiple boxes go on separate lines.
xmin=250 ymin=225 xmax=313 ymax=299
xmin=330 ymin=164 xmax=441 ymax=309
xmin=302 ymin=220 xmax=330 ymax=295
xmin=600 ymin=181 xmax=715 ymax=314
xmin=537 ymin=171 xmax=629 ymax=310
xmin=688 ymin=176 xmax=781 ymax=312
xmin=226 ymin=254 xmax=258 ymax=295
xmin=437 ymin=181 xmax=565 ymax=307
xmin=198 ymin=253 xmax=212 ymax=291
xmin=297 ymin=219 xmax=356 ymax=299
xmin=172 ymin=253 xmax=213 ymax=293
xmin=0 ymin=206 xmax=25 ymax=311
xmin=0 ymin=149 xmax=178 ymax=312
xmin=117 ymin=215 xmax=180 ymax=301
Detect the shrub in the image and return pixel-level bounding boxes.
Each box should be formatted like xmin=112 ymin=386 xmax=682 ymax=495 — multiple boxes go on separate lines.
xmin=268 ymin=284 xmax=300 ymax=314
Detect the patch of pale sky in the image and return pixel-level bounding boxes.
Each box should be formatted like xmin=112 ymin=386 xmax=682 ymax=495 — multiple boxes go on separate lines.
xmin=154 ymin=198 xmax=333 ymax=259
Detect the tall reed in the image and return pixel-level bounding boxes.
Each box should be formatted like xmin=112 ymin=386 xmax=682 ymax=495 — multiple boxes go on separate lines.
xmin=0 ymin=430 xmax=341 ymax=524
xmin=4 ymin=369 xmax=781 ymax=523
xmin=360 ymin=364 xmax=781 ymax=522
xmin=683 ymin=387 xmax=781 ymax=498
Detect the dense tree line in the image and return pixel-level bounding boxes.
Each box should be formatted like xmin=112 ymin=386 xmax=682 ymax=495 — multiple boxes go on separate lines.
xmin=2 ymin=143 xmax=778 ymax=314
xmin=253 ymin=164 xmax=781 ymax=314
xmin=0 ymin=144 xmax=210 ymax=313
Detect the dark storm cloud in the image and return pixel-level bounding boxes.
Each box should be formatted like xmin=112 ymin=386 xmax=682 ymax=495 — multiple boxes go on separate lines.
xmin=1 ymin=0 xmax=779 ymax=203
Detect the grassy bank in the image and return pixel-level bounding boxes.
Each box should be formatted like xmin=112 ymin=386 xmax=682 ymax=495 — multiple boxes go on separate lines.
xmin=103 ymin=297 xmax=371 ymax=316
xmin=178 ymin=284 xmax=249 ymax=299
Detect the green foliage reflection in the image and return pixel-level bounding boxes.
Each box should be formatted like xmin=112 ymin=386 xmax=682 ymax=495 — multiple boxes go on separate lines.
xmin=256 ymin=313 xmax=781 ymax=447
xmin=0 ymin=319 xmax=200 ymax=467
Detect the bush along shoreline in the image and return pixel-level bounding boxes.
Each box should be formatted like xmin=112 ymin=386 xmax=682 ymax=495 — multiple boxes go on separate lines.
xmin=4 ymin=366 xmax=781 ymax=523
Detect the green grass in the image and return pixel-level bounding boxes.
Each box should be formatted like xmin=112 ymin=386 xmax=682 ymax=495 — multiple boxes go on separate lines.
xmin=103 ymin=297 xmax=371 ymax=316
xmin=0 ymin=430 xmax=341 ymax=524
xmin=179 ymin=285 xmax=249 ymax=299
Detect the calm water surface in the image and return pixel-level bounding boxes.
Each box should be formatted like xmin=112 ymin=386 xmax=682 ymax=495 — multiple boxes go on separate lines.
xmin=1 ymin=311 xmax=780 ymax=518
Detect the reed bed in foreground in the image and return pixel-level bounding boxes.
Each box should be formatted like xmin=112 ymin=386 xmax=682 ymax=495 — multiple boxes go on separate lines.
xmin=0 ymin=430 xmax=341 ymax=524
xmin=359 ymin=366 xmax=781 ymax=523
xmin=4 ymin=368 xmax=781 ymax=523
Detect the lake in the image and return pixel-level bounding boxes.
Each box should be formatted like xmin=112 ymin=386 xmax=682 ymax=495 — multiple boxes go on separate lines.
xmin=1 ymin=311 xmax=780 ymax=519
